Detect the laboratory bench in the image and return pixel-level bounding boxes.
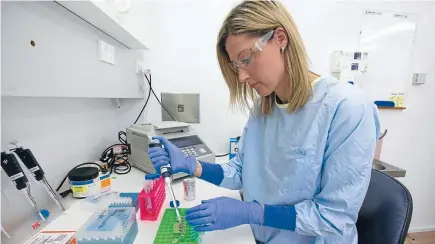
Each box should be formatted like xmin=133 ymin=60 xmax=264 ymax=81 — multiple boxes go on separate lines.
xmin=31 ymin=165 xmax=256 ymax=244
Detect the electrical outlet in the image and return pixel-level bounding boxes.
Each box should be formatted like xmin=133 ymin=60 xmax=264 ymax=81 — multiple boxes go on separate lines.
xmin=98 ymin=40 xmax=115 ymax=65
xmin=412 ymin=73 xmax=426 ymax=85
xmin=136 ymin=60 xmax=144 ymax=74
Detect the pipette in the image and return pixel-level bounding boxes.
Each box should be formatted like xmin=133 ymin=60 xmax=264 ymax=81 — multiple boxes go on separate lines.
xmin=1 ymin=151 xmax=46 ymax=221
xmin=1 ymin=225 xmax=11 ymax=239
xmin=11 ymin=145 xmax=66 ymax=211
xmin=149 ymin=140 xmax=182 ymax=224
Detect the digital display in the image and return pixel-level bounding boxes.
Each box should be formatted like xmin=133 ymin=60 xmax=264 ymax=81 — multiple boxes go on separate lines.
xmin=168 ymin=135 xmax=202 ymax=148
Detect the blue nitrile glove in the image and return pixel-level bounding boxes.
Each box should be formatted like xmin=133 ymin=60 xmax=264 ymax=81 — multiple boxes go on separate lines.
xmin=185 ymin=197 xmax=263 ymax=232
xmin=147 ymin=136 xmax=197 ymax=175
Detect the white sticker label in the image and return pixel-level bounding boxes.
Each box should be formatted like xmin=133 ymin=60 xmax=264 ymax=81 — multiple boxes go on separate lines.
xmin=10 ymin=172 xmax=24 ymax=181
xmin=29 ymin=166 xmax=40 ymax=173
xmin=24 ymin=232 xmax=75 ymax=244
xmin=146 ymin=198 xmax=152 ymax=209
xmin=230 ymin=142 xmax=239 ymax=154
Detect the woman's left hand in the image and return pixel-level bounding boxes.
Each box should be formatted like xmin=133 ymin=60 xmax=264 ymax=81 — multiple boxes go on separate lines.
xmin=185 ymin=197 xmax=263 ymax=232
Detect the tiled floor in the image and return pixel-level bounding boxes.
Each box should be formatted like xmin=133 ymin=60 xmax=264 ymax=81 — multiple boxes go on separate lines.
xmin=405 ymin=231 xmax=435 ymax=244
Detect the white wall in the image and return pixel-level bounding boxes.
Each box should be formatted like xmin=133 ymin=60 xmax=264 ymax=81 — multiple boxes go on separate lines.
xmin=140 ymin=0 xmax=435 ymax=231
xmin=0 ymin=97 xmax=144 ymax=230
xmin=140 ymin=0 xmax=249 ymax=156
xmin=0 ymin=0 xmax=150 ymax=237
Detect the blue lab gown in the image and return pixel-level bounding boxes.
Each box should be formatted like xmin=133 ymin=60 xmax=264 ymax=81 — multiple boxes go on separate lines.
xmin=219 ymin=76 xmax=381 ymax=244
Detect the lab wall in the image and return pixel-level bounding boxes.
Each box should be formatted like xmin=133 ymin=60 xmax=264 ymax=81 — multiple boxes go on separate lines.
xmin=0 ymin=97 xmax=145 ymax=230
xmin=139 ymin=0 xmax=435 ymax=231
xmin=0 ymin=0 xmax=151 ymax=235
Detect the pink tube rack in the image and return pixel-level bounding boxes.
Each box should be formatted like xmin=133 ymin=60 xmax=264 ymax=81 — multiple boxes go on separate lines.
xmin=139 ymin=175 xmax=166 ymax=221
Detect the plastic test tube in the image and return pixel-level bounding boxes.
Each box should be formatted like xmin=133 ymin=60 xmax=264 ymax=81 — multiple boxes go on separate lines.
xmin=144 ymin=174 xmax=155 ymax=212
xmin=144 ymin=175 xmax=154 ymax=193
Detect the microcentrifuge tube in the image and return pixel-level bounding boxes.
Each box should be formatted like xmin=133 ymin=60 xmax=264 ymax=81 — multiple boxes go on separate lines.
xmin=144 ymin=180 xmax=151 ymax=193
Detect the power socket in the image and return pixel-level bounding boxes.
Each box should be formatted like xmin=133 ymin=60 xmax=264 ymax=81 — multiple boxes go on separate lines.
xmin=412 ymin=73 xmax=426 ymax=85
xmin=136 ymin=60 xmax=144 ymax=74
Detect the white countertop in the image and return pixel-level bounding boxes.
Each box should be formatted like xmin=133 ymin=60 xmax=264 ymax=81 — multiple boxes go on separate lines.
xmin=39 ymin=163 xmax=256 ymax=244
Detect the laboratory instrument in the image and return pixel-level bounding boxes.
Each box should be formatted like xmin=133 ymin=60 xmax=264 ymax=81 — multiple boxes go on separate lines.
xmin=1 ymin=151 xmax=45 ymax=221
xmin=154 ymin=208 xmax=200 ymax=244
xmin=160 ymin=93 xmax=200 ymax=123
xmin=138 ymin=174 xmax=166 ymax=221
xmin=126 ymin=121 xmax=215 ymax=179
xmin=75 ymin=207 xmax=138 ymax=244
xmin=183 ymin=178 xmax=196 ymax=201
xmin=149 ymin=140 xmax=182 ymax=224
xmin=10 ymin=144 xmax=66 ymax=211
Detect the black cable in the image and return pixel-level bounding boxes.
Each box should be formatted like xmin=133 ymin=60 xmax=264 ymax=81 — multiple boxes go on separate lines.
xmin=134 ymin=73 xmax=153 ymax=124
xmin=109 ymin=161 xmax=131 ymax=175
xmin=106 ymin=153 xmax=131 ymax=175
xmin=118 ymin=131 xmax=127 ymax=144
xmin=216 ymin=153 xmax=230 ymax=157
xmin=144 ymin=74 xmax=177 ymax=121
xmin=100 ymin=133 xmax=131 ymax=175
xmin=59 ymin=189 xmax=72 ymax=198
xmin=215 ymin=137 xmax=241 ymax=157
xmin=101 ymin=143 xmax=126 ymax=158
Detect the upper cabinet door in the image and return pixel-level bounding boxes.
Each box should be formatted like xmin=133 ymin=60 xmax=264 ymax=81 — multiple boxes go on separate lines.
xmin=56 ymin=0 xmax=149 ymax=50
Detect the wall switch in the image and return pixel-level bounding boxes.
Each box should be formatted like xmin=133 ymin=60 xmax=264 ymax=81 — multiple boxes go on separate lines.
xmin=412 ymin=73 xmax=426 ymax=85
xmin=98 ymin=40 xmax=115 ymax=65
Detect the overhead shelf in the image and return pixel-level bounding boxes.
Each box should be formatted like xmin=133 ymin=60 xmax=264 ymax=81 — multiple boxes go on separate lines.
xmin=55 ymin=0 xmax=148 ymax=50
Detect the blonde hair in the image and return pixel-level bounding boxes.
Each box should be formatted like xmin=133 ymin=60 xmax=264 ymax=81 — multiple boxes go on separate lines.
xmin=217 ymin=1 xmax=311 ymax=115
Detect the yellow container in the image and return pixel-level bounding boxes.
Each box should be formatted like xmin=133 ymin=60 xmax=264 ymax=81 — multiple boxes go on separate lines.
xmin=397 ymin=93 xmax=405 ymax=107
xmin=389 ymin=93 xmax=398 ymax=106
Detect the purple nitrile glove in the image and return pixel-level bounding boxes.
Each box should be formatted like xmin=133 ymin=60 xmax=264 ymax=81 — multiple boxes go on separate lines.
xmin=185 ymin=197 xmax=263 ymax=232
xmin=147 ymin=136 xmax=197 ymax=175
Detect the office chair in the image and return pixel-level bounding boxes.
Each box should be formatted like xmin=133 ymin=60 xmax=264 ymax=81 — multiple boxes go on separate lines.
xmin=356 ymin=169 xmax=413 ymax=244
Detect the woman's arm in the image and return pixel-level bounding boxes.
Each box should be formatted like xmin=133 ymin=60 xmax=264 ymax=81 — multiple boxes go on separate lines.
xmin=148 ymin=126 xmax=247 ymax=190
xmin=260 ymin=96 xmax=380 ymax=235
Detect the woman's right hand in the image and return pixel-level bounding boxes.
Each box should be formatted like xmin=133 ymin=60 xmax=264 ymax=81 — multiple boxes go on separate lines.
xmin=147 ymin=136 xmax=197 ymax=175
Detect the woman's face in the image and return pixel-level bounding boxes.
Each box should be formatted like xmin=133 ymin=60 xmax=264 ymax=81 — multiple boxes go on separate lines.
xmin=225 ymin=28 xmax=288 ymax=96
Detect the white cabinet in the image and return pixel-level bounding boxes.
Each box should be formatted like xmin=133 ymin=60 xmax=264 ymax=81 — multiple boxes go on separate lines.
xmin=56 ymin=0 xmax=149 ymax=50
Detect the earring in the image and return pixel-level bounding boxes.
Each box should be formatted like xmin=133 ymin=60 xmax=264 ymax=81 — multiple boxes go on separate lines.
xmin=281 ymin=47 xmax=285 ymax=53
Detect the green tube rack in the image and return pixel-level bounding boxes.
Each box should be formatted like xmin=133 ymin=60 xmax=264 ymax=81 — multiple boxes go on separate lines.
xmin=153 ymin=208 xmax=200 ymax=244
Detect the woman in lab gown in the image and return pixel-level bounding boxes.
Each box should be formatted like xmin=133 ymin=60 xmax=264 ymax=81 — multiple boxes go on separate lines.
xmin=148 ymin=1 xmax=380 ymax=243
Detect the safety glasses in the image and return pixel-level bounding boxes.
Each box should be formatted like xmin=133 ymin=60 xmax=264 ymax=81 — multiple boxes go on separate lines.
xmin=231 ymin=30 xmax=275 ymax=72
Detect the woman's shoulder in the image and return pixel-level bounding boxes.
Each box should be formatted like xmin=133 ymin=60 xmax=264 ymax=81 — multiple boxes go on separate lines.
xmin=313 ymin=76 xmax=374 ymax=110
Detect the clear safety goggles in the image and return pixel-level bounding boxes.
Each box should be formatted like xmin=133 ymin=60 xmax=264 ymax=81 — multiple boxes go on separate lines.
xmin=231 ymin=30 xmax=275 ymax=72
